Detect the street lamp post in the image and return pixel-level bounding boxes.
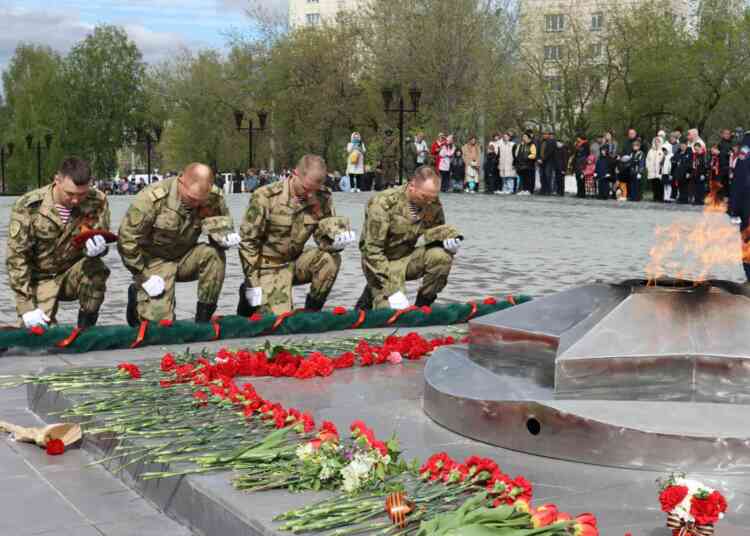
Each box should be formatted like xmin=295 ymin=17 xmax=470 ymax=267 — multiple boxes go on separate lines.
xmin=234 ymin=110 xmax=268 ymax=169
xmin=138 ymin=125 xmax=162 ymax=181
xmin=382 ymin=83 xmax=421 ymax=184
xmin=0 ymin=142 xmax=13 ymax=194
xmin=25 ymin=132 xmax=53 ymax=188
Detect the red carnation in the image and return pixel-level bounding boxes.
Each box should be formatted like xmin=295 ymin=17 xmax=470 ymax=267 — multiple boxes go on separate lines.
xmin=160 ymin=353 xmax=176 ymax=372
xmin=690 ymin=491 xmax=728 ymax=525
xmin=318 ymin=421 xmax=339 ymax=443
xmin=46 ymin=438 xmax=65 ymax=456
xmin=483 ymin=297 xmax=497 ymax=305
xmin=659 ymin=485 xmax=689 ymax=513
xmin=332 ymin=306 xmax=347 ymax=315
xmin=158 ymin=319 xmax=173 ymax=327
xmin=30 ymin=325 xmax=45 ymax=336
xmin=250 ymin=312 xmax=263 ymax=321
xmin=117 ymin=362 xmax=141 ymax=379
xmin=420 ymin=306 xmax=432 ymax=314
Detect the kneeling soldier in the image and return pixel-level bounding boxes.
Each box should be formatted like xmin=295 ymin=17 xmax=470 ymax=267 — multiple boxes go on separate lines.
xmin=358 ymin=165 xmax=461 ymax=310
xmin=6 ymin=157 xmax=111 ymax=329
xmin=238 ymin=154 xmax=356 ymax=315
xmin=118 ymin=163 xmax=238 ymax=325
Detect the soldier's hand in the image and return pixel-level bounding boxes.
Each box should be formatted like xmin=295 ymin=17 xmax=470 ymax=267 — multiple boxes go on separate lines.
xmin=22 ymin=308 xmax=50 ymax=329
xmin=245 ymin=287 xmax=263 ymax=307
xmin=85 ymin=235 xmax=108 ymax=257
xmin=387 ymin=291 xmax=410 ymax=310
xmin=331 ymin=230 xmax=357 ymax=251
xmin=218 ymin=232 xmax=241 ymax=249
xmin=443 ymin=238 xmax=462 ymax=254
xmin=142 ymin=275 xmax=166 ymax=298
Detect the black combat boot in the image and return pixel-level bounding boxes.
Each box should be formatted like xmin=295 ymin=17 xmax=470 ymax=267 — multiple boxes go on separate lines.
xmin=354 ymin=286 xmax=373 ymax=311
xmin=77 ymin=309 xmax=99 ymax=330
xmin=237 ymin=283 xmax=258 ymax=316
xmin=414 ymin=292 xmax=436 ymax=308
xmin=126 ymin=284 xmax=140 ymax=327
xmin=304 ymin=294 xmax=326 ymax=311
xmin=195 ymin=302 xmax=217 ymax=323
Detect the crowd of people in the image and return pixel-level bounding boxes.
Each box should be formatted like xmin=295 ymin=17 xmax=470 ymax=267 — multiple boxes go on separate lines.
xmin=398 ymin=127 xmax=744 ymax=206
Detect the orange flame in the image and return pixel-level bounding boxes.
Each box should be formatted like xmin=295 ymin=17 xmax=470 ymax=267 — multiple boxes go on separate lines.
xmin=646 ymin=192 xmax=750 ymax=284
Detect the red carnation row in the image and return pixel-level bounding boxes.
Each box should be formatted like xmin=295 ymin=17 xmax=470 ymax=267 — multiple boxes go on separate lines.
xmin=159 ymin=332 xmax=464 ymax=382
xmin=350 ymin=420 xmax=388 ymax=456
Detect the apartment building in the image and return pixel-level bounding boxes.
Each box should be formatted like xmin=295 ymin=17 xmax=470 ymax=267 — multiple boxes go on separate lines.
xmin=288 ymin=0 xmax=363 ymax=28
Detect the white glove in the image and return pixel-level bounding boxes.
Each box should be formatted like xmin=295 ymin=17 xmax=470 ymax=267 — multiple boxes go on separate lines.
xmin=730 ymin=217 xmax=742 ymax=226
xmin=245 ymin=287 xmax=263 ymax=307
xmin=331 ymin=230 xmax=357 ymax=251
xmin=22 ymin=308 xmax=50 ymax=328
xmin=85 ymin=235 xmax=107 ymax=257
xmin=443 ymin=238 xmax=462 ymax=254
xmin=387 ymin=291 xmax=410 ymax=310
xmin=218 ymin=232 xmax=241 ymax=249
xmin=636 ymin=174 xmax=642 ymax=179
xmin=142 ymin=275 xmax=166 ymax=297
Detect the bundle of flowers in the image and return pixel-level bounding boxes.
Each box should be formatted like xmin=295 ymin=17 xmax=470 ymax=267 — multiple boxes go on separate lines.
xmin=277 ymin=452 xmax=598 ymax=536
xmin=658 ymin=473 xmax=728 ymax=533
xmin=415 ymin=492 xmax=597 ymax=536
xmin=232 ymin=419 xmax=405 ymax=494
xmin=157 ymin=332 xmax=461 ymax=382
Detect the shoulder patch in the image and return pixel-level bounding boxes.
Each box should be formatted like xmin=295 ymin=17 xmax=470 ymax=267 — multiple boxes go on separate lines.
xmin=149 ymin=187 xmax=168 ymax=203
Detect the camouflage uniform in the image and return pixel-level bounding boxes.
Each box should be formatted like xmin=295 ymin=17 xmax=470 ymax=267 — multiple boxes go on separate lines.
xmin=239 ymin=179 xmax=342 ymax=315
xmin=117 ymin=177 xmax=233 ymax=322
xmin=6 ymin=184 xmax=111 ymax=324
xmin=359 ymin=184 xmax=455 ymax=308
xmin=382 ymin=132 xmax=399 ymax=186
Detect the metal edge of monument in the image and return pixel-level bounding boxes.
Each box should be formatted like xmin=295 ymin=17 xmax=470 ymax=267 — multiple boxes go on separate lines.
xmin=422 ymin=279 xmax=750 ymax=473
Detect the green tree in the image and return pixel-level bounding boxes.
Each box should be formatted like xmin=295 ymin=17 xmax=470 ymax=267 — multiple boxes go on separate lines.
xmin=1 ymin=43 xmax=65 ymax=192
xmin=61 ymin=25 xmax=147 ymax=179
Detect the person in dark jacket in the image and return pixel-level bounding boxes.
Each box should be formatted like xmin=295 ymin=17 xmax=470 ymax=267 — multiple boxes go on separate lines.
xmin=573 ymin=136 xmax=590 ymax=198
xmin=718 ymin=128 xmax=733 ymax=200
xmin=691 ymin=143 xmax=708 ymax=206
xmin=729 ymin=143 xmax=750 ymax=283
xmin=554 ymin=141 xmax=568 ymax=196
xmin=626 ymin=140 xmax=646 ymax=201
xmin=450 ymin=148 xmax=466 ymax=192
xmin=484 ymin=144 xmax=500 ymax=193
xmin=595 ymin=146 xmax=614 ymax=200
xmin=513 ymin=131 xmax=537 ymax=194
xmin=672 ymin=142 xmax=692 ymax=204
xmin=538 ymin=131 xmax=558 ymax=195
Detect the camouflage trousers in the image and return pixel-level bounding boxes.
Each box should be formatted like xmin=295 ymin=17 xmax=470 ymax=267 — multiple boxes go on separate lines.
xmin=136 ymin=244 xmax=226 ymax=322
xmin=364 ymin=246 xmax=453 ymax=309
xmin=20 ymin=256 xmax=110 ymax=325
xmin=259 ymin=248 xmax=341 ymax=315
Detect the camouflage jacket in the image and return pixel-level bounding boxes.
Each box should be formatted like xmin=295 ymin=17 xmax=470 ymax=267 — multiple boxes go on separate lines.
xmin=6 ymin=184 xmax=110 ymax=314
xmin=359 ymin=184 xmax=445 ymax=295
xmin=239 ymin=179 xmax=335 ymax=287
xmin=117 ymin=177 xmax=232 ymax=281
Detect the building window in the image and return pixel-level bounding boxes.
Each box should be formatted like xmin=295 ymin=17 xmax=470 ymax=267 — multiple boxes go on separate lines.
xmin=306 ymin=13 xmax=321 ymax=24
xmin=545 ymin=14 xmax=565 ymax=32
xmin=307 ymin=0 xmax=319 ymax=3
xmin=543 ymin=45 xmax=562 ymax=61
xmin=590 ymin=43 xmax=602 ymax=58
xmin=591 ymin=12 xmax=603 ymax=31
xmin=545 ymin=76 xmax=562 ymax=92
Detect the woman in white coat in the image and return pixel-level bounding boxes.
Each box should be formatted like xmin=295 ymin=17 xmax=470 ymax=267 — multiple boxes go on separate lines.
xmin=346 ymin=132 xmax=366 ymax=192
xmin=646 ymin=136 xmax=665 ymax=202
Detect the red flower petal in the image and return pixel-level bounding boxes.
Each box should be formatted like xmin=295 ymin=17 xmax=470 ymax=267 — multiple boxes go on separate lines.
xmin=46 ymin=438 xmax=65 ymax=456
xmin=30 ymin=325 xmax=46 ymax=336
xmin=158 ymin=319 xmax=173 ymax=327
xmin=249 ymin=313 xmax=263 ymax=321
xmin=332 ymin=306 xmax=347 ymax=315
xmin=483 ymin=297 xmax=497 ymax=305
